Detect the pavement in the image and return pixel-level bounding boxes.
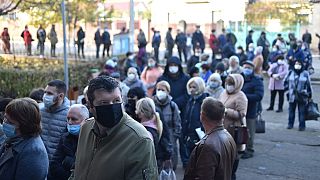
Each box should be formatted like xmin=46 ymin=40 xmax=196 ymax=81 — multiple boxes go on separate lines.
xmin=174 ymin=63 xmax=320 ymax=180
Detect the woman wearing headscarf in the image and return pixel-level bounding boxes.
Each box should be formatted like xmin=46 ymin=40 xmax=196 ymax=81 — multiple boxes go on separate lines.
xmin=205 ymin=73 xmax=224 ymax=99
xmin=218 ymin=74 xmax=248 ymax=180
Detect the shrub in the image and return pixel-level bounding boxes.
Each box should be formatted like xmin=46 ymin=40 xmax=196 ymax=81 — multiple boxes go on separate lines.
xmin=0 ymin=56 xmax=104 ymax=98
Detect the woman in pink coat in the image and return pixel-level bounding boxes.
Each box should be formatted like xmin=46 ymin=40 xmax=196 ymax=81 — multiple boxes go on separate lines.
xmin=266 ymin=56 xmax=288 ymax=112
xmin=141 ymin=57 xmax=163 ymax=97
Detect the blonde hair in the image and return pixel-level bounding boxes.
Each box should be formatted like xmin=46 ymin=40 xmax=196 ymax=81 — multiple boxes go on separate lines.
xmin=187 ymin=77 xmax=206 ymax=95
xmin=136 ymin=97 xmax=163 ymax=137
xmin=156 ymin=80 xmax=171 ymax=92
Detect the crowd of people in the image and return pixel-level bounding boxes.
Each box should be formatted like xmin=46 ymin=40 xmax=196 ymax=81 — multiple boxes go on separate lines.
xmin=0 ymin=25 xmax=316 ymax=179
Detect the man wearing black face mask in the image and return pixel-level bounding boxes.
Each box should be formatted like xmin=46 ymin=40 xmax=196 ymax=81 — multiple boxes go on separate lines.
xmin=70 ymin=76 xmax=158 ymax=180
xmin=125 ymin=87 xmax=146 ymax=122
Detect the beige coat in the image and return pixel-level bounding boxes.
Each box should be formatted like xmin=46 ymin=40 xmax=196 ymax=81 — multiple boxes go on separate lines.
xmin=218 ymin=74 xmax=248 ymax=129
xmin=253 ymin=54 xmax=264 ymax=75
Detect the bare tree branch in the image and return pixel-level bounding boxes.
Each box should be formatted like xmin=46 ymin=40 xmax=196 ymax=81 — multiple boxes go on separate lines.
xmin=0 ymin=0 xmax=23 ymax=16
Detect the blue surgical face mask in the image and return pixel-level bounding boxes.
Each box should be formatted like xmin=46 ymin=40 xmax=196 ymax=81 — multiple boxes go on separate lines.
xmin=208 ymin=81 xmax=220 ymax=89
xmin=243 ymin=68 xmax=253 ymax=76
xmin=3 ymin=122 xmax=17 ymax=138
xmin=43 ymin=94 xmax=55 ymax=108
xmin=67 ymin=124 xmax=81 ymax=135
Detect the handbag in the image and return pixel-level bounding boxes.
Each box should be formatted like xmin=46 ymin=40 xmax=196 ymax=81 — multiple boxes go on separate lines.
xmin=159 ymin=161 xmax=176 ymax=180
xmin=304 ymin=99 xmax=320 ymax=121
xmin=227 ymin=118 xmax=249 ymax=145
xmin=255 ymin=113 xmax=265 ymax=133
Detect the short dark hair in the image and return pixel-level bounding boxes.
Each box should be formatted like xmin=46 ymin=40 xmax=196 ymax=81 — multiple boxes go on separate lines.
xmin=29 ymin=88 xmax=45 ymax=103
xmin=201 ymin=97 xmax=225 ymax=122
xmin=0 ymin=98 xmax=13 ymax=112
xmin=201 ymin=63 xmax=210 ymax=71
xmin=211 ymin=29 xmax=216 ymax=33
xmin=5 ymin=98 xmax=42 ymax=137
xmin=237 ymin=46 xmax=244 ymax=50
xmin=127 ymin=87 xmax=146 ymax=99
xmin=47 ymin=79 xmax=67 ymax=95
xmin=87 ymin=76 xmax=119 ymax=105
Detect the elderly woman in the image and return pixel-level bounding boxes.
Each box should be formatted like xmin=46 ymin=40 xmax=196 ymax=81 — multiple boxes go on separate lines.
xmin=219 ymin=74 xmax=248 ymax=180
xmin=141 ymin=57 xmax=164 ymax=97
xmin=284 ymin=60 xmax=312 ymax=131
xmin=227 ymin=55 xmax=242 ymax=74
xmin=205 ymin=73 xmax=224 ymax=99
xmin=124 ymin=67 xmax=147 ymax=93
xmin=267 ymin=55 xmax=288 ymax=112
xmin=182 ymin=77 xmax=208 ymax=168
xmin=0 ymin=98 xmax=48 ymax=179
xmin=153 ymin=80 xmax=181 ymax=170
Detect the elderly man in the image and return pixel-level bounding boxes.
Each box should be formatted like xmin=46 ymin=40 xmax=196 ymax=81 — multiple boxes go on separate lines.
xmin=41 ymin=79 xmax=70 ymax=160
xmin=227 ymin=55 xmax=242 ymax=74
xmin=49 ymin=104 xmax=89 ymax=180
xmin=184 ymin=97 xmax=236 ymax=180
xmin=70 ymin=76 xmax=158 ymax=179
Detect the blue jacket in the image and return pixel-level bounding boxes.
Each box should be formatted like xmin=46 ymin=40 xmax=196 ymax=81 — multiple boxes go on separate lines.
xmin=102 ymin=31 xmax=111 ymax=45
xmin=241 ymin=73 xmax=264 ymax=119
xmin=157 ymin=57 xmax=190 ymax=113
xmin=218 ymin=34 xmax=227 ymax=50
xmin=222 ymin=42 xmax=236 ymax=59
xmin=40 ymin=97 xmax=70 ymax=160
xmin=183 ymin=93 xmax=208 ymax=135
xmin=192 ymin=31 xmax=205 ymax=49
xmin=0 ymin=136 xmax=49 ymax=180
xmin=247 ymin=51 xmax=255 ymax=61
xmin=49 ymin=132 xmax=78 ymax=180
xmin=286 ymin=48 xmax=305 ymax=70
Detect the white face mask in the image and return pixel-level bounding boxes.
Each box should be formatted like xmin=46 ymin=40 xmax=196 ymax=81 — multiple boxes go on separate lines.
xmin=236 ymin=49 xmax=242 ymax=54
xmin=226 ymin=85 xmax=235 ymax=94
xmin=148 ymin=62 xmax=155 ymax=67
xmin=249 ymin=47 xmax=254 ymax=52
xmin=156 ymin=90 xmax=167 ymax=100
xmin=301 ymin=46 xmax=306 ymax=50
xmin=43 ymin=94 xmax=55 ymax=108
xmin=127 ymin=73 xmax=136 ymax=81
xmin=294 ymin=64 xmax=302 ymax=70
xmin=277 ymin=60 xmax=284 ymax=65
xmin=169 ymin=66 xmax=179 ymax=74
xmin=272 ymin=48 xmax=277 ymax=52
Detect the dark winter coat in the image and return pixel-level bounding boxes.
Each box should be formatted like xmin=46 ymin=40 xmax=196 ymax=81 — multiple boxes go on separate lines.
xmin=175 ymin=32 xmax=187 ymax=49
xmin=49 ymin=133 xmax=78 ymax=180
xmin=192 ymin=31 xmax=205 ymax=50
xmin=102 ymin=31 xmax=111 ymax=45
xmin=286 ymin=48 xmax=305 ymax=70
xmin=157 ymin=58 xmax=190 ymax=114
xmin=241 ymin=73 xmax=264 ymax=119
xmin=166 ymin=31 xmax=174 ymax=48
xmin=94 ymin=31 xmax=102 ymax=45
xmin=222 ymin=42 xmax=236 ymax=59
xmin=302 ymin=32 xmax=312 ymax=44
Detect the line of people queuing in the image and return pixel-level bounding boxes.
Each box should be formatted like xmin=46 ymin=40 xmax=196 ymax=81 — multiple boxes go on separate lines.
xmin=0 ymin=27 xmax=315 ymax=180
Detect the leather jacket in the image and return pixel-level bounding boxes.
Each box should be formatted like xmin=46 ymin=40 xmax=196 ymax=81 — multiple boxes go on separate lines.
xmin=184 ymin=125 xmax=237 ymax=180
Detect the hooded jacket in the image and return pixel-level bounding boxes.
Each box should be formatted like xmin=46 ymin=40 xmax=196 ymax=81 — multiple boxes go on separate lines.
xmin=40 ymin=97 xmax=70 ymax=160
xmin=219 ymin=74 xmax=248 ymax=129
xmin=157 ymin=57 xmax=190 ymax=113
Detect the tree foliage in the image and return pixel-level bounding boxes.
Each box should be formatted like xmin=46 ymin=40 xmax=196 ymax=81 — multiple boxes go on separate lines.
xmin=246 ymin=1 xmax=311 ymax=27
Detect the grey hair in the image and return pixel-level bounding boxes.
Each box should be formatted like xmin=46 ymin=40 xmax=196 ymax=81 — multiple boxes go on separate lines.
xmin=70 ymin=104 xmax=89 ymax=120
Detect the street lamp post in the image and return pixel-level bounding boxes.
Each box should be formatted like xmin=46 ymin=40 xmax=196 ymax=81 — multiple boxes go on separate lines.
xmin=61 ymin=0 xmax=69 ymax=94
xmin=129 ymin=0 xmax=134 ymax=52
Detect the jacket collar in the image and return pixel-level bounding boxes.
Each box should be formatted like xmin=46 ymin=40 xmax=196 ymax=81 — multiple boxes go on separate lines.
xmin=0 ymin=137 xmax=29 ymax=167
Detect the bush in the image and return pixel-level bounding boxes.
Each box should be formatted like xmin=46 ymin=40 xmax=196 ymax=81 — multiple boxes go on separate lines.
xmin=0 ymin=56 xmax=104 ymax=98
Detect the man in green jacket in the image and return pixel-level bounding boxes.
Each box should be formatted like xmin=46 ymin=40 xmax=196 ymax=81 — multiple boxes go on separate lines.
xmin=70 ymin=76 xmax=158 ymax=180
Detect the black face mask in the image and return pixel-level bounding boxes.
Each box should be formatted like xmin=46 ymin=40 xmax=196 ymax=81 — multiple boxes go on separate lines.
xmin=95 ymin=103 xmax=123 ymax=128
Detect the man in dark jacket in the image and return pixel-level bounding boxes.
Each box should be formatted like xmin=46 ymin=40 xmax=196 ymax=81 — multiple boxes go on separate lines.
xmin=192 ymin=25 xmax=205 ymax=53
xmin=165 ymin=27 xmax=174 ymax=58
xmin=37 ymin=25 xmax=46 ymax=57
xmin=175 ymin=29 xmax=188 ymax=62
xmin=77 ymin=26 xmax=85 ymax=58
xmin=102 ymin=28 xmax=111 ymax=58
xmin=257 ymin=31 xmax=270 ymax=70
xmin=94 ymin=28 xmax=102 ymax=59
xmin=152 ymin=30 xmax=161 ymax=62
xmin=241 ymin=61 xmax=264 ymax=159
xmin=302 ymin=29 xmax=312 ymax=49
xmin=246 ymin=30 xmax=254 ymax=51
xmin=218 ymin=28 xmax=227 ymax=51
xmin=49 ymin=104 xmax=89 ymax=180
xmin=222 ymin=36 xmax=236 ymax=59
xmin=286 ymin=43 xmax=305 ymax=70
xmin=40 ymin=79 xmax=70 ymax=160
xmin=236 ymin=46 xmax=248 ymax=65
xmin=184 ymin=97 xmax=236 ymax=180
